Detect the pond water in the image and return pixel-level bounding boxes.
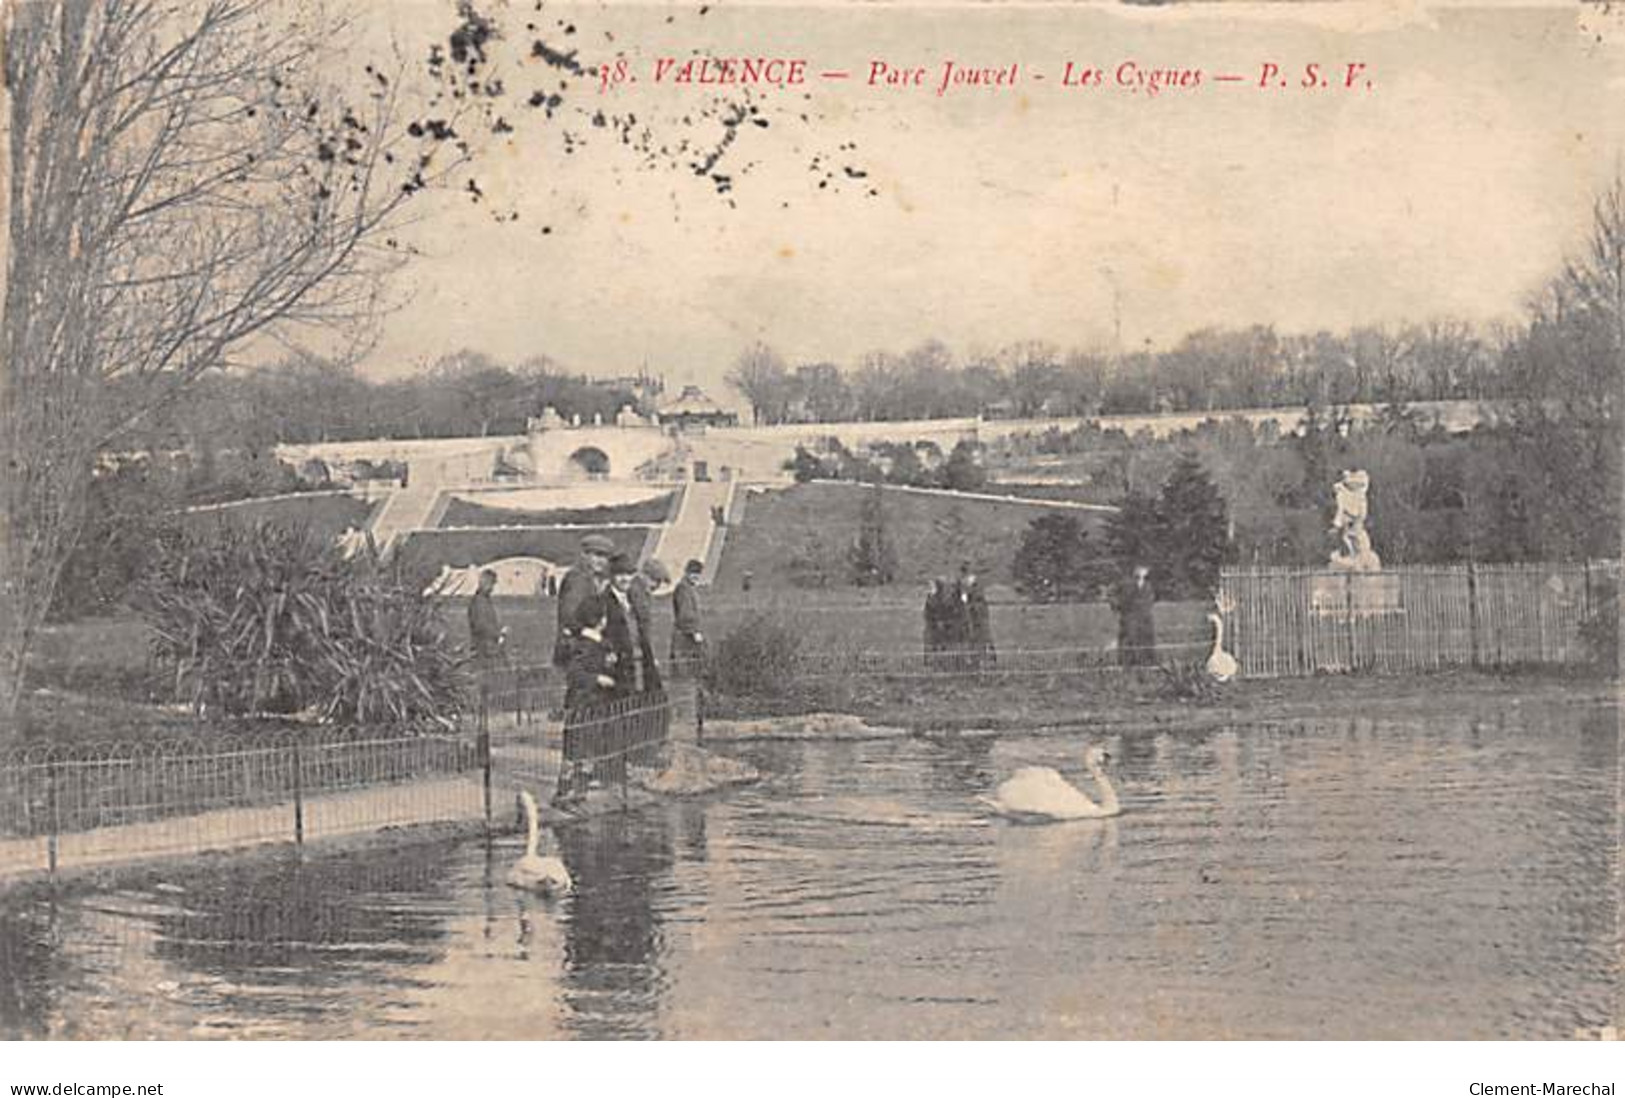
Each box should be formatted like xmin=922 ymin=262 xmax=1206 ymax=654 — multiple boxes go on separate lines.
xmin=1 ymin=702 xmax=1617 ymax=1039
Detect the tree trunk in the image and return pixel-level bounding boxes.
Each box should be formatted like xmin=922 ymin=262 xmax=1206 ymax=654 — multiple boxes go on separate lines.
xmin=1 ymin=0 xmax=19 ymax=741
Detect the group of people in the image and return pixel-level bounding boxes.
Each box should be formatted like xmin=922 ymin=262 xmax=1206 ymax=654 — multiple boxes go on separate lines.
xmin=470 ymin=534 xmax=704 ymax=802
xmin=465 ymin=534 xmax=709 ymax=703
xmin=918 ymin=561 xmax=1160 ymax=671
xmin=923 ymin=565 xmax=996 ymax=671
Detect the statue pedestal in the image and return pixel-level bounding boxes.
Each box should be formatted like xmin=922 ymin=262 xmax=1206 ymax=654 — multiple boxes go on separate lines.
xmin=1328 ymin=549 xmax=1383 ymax=573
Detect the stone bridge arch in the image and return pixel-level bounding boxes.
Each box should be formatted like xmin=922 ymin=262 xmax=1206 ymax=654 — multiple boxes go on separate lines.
xmin=568 ymin=445 xmax=612 ymax=478
xmin=526 ymin=424 xmax=676 ymax=481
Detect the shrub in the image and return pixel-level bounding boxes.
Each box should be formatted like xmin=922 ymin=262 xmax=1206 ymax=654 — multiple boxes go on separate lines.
xmin=705 ymin=613 xmax=803 ymax=696
xmin=1013 ymin=513 xmax=1099 ymax=602
xmin=938 ymin=439 xmax=987 ymax=492
xmin=1158 ymin=660 xmax=1222 ymax=703
xmin=136 ymin=522 xmax=468 ymax=727
xmin=848 ymin=482 xmax=898 ymax=586
xmin=51 ymin=461 xmax=184 ymax=621
xmin=1156 ymin=453 xmax=1231 ymax=600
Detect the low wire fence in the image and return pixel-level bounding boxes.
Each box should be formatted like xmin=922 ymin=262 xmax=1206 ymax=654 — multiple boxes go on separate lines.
xmin=0 ymin=731 xmax=476 ymax=841
xmin=1218 ymin=561 xmax=1617 ymax=678
xmin=475 ymin=660 xmax=699 ymax=810
xmin=0 ymin=668 xmax=694 ymax=881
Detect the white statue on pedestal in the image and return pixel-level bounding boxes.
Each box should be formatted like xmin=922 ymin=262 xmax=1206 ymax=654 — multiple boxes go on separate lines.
xmin=1329 ymin=469 xmax=1382 ymax=572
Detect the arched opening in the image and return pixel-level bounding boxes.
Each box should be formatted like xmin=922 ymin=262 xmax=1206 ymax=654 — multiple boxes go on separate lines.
xmin=568 ymin=446 xmax=611 ymax=479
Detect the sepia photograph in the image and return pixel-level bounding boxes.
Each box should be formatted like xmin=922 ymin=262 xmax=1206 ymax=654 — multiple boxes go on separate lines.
xmin=0 ymin=0 xmax=1621 ymax=1052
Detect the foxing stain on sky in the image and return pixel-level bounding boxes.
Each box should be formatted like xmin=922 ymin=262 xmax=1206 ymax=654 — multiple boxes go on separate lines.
xmin=356 ymin=1 xmax=1625 ymax=399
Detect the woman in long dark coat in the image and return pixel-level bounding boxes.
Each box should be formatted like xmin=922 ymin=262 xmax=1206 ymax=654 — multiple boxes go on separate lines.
xmin=959 ymin=568 xmax=994 ymax=670
xmin=1112 ymin=564 xmax=1157 ymax=666
xmin=924 ymin=577 xmax=953 ymax=669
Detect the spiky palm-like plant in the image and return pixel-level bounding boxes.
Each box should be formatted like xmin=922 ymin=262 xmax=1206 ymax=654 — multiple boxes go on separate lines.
xmin=137 ymin=522 xmax=468 ymax=728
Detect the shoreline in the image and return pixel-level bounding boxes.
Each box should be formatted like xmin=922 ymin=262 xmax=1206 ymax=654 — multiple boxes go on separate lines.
xmin=699 ymin=670 xmax=1620 ymax=741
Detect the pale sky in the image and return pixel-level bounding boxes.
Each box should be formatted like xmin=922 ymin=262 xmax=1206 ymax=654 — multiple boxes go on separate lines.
xmin=354 ymin=1 xmax=1625 ymax=398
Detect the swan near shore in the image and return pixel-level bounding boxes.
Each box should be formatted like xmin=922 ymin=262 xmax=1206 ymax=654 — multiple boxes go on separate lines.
xmin=1207 ymin=611 xmax=1239 ymax=683
xmin=507 ymin=790 xmax=572 ymax=896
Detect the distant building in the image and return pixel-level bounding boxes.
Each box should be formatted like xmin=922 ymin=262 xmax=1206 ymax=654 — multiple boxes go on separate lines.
xmin=588 ymin=371 xmax=665 ymax=410
xmin=658 ymin=385 xmax=738 ymax=430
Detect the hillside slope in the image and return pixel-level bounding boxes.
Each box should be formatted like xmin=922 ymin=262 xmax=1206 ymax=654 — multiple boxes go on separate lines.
xmin=715 ymin=481 xmax=1113 ymax=591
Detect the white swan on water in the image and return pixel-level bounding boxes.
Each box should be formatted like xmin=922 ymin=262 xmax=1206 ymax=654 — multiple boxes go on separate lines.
xmin=980 ymin=745 xmax=1121 ymax=821
xmin=1206 ymin=611 xmax=1238 ymax=683
xmin=506 ymin=790 xmax=572 ymax=896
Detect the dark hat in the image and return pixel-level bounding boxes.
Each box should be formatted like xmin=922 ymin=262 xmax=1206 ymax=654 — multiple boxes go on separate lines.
xmin=609 ymin=552 xmax=638 ymax=575
xmin=580 ymin=534 xmax=615 ymax=555
xmin=684 ymin=558 xmax=705 ymax=575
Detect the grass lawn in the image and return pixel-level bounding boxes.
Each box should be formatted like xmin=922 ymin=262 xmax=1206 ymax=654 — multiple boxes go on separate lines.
xmin=441 ymin=588 xmax=1214 ymax=671
xmin=20 ymin=601 xmax=1613 ymax=745
xmin=438 ymin=492 xmax=676 ymax=528
xmin=180 ymin=492 xmax=380 ymax=540
xmin=716 ymin=480 xmax=1113 ymax=591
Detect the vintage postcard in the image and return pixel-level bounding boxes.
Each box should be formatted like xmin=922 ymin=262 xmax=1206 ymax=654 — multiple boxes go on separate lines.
xmin=0 ymin=0 xmax=1620 ymax=1047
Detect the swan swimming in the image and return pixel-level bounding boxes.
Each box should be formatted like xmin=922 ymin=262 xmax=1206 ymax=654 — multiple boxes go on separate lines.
xmin=980 ymin=745 xmax=1121 ymax=822
xmin=1206 ymin=611 xmax=1238 ymax=683
xmin=506 ymin=790 xmax=573 ymax=896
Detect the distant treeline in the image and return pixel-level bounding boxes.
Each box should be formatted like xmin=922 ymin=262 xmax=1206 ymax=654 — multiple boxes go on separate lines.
xmin=119 ymin=351 xmax=653 ymax=453
xmin=726 ymin=321 xmax=1520 ymax=426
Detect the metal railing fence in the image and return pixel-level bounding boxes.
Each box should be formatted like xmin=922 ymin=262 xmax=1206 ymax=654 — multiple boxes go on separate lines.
xmin=1218 ymin=561 xmax=1618 ymax=678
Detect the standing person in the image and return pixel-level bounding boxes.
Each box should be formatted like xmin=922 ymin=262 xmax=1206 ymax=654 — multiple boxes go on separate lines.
xmin=556 ymin=613 xmax=618 ymax=804
xmin=552 ymin=534 xmax=615 ymax=804
xmin=1112 ymin=564 xmax=1158 ymax=666
xmin=468 ymin=568 xmax=505 ymax=667
xmin=671 ymin=558 xmax=707 ymax=678
xmin=606 ymin=552 xmax=662 ymax=695
xmin=923 ymin=578 xmax=946 ymax=669
xmin=959 ymin=564 xmax=995 ymax=670
xmin=553 ymin=534 xmax=615 ymax=672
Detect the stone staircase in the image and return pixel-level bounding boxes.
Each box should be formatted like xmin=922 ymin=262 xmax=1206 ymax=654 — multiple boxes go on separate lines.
xmin=650 ymin=478 xmax=732 ymax=584
xmin=368 ymin=483 xmax=445 ymax=558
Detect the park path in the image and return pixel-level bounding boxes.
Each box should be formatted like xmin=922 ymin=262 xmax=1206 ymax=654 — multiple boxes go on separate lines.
xmin=368 ymin=483 xmax=445 ymax=556
xmin=651 ymin=479 xmax=731 ymax=582
xmin=0 ymin=777 xmax=487 ymax=882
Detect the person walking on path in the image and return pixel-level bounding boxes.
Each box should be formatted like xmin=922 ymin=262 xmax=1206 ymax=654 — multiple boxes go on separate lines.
xmin=1112 ymin=563 xmax=1158 ymax=667
xmin=671 ymin=558 xmax=707 ymax=678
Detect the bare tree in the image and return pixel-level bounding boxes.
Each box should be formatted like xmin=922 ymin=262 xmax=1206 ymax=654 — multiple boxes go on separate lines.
xmin=727 ymin=342 xmax=791 ymax=426
xmin=1 ymin=0 xmax=430 ymax=736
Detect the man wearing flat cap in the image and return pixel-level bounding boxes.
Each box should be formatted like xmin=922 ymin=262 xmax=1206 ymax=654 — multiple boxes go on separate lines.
xmin=605 ymin=551 xmax=662 ymax=696
xmin=553 ymin=533 xmax=615 ymax=672
xmin=670 ymin=558 xmax=707 ymax=677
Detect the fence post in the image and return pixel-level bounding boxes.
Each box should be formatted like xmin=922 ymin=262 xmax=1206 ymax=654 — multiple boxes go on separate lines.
xmin=291 ymin=738 xmax=305 ymax=847
xmin=1466 ymin=563 xmax=1481 ymax=669
xmin=479 ymin=673 xmax=492 ymax=836
xmin=1343 ymin=573 xmax=1358 ymax=673
xmin=619 ymin=704 xmax=631 ymax=809
xmin=45 ymin=759 xmax=59 ymax=878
